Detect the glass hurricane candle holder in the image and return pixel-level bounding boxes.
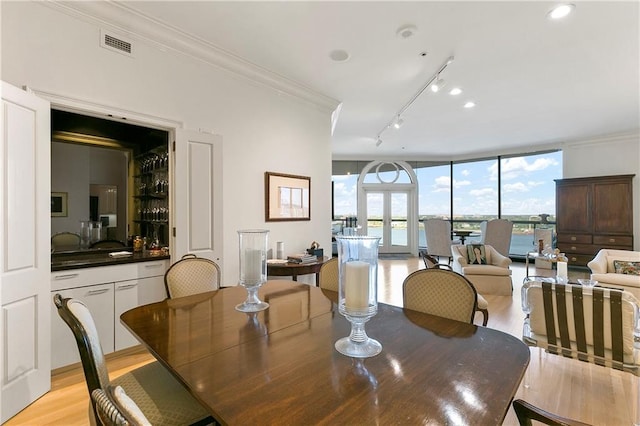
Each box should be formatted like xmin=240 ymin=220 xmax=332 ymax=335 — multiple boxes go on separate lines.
xmin=236 ymin=229 xmax=270 ymax=312
xmin=335 ymin=235 xmax=382 ymax=358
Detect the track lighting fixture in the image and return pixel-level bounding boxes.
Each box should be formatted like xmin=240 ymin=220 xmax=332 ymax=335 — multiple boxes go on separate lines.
xmin=374 ymin=56 xmax=454 ymax=147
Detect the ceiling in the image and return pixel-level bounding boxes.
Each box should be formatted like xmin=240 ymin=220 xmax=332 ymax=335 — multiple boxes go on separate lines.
xmin=113 ymin=2 xmax=639 ymax=160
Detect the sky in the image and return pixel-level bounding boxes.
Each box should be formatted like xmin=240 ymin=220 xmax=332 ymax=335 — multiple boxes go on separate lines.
xmin=333 ymin=151 xmax=562 ymax=218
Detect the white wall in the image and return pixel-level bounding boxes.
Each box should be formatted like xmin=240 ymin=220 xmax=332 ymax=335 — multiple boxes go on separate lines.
xmin=563 ymin=134 xmax=640 ymax=250
xmin=2 ymin=2 xmax=333 ymax=284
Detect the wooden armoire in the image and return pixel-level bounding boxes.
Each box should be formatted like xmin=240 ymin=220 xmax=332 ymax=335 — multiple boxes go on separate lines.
xmin=555 ymin=174 xmax=634 ymax=267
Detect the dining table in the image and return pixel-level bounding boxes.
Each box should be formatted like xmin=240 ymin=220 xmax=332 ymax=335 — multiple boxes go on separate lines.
xmin=121 ymin=280 xmax=530 ymax=425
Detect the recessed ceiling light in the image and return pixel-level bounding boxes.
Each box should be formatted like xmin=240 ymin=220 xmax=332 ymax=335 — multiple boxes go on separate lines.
xmin=329 ymin=49 xmax=350 ymax=62
xmin=449 ymin=87 xmax=462 ymax=96
xmin=396 ymin=24 xmax=418 ymax=39
xmin=464 ymin=101 xmax=476 ymax=108
xmin=547 ymin=3 xmax=575 ymax=20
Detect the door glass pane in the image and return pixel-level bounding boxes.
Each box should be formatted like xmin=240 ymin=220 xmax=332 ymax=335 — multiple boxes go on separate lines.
xmin=391 ymin=192 xmax=408 ymax=247
xmin=366 ymin=192 xmax=383 ymax=245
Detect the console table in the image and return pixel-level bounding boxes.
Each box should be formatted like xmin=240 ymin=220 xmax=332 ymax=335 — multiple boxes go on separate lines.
xmin=267 ymin=256 xmax=329 ymax=286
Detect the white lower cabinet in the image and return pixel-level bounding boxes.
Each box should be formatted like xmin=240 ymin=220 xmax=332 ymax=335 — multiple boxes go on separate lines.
xmin=51 ymin=260 xmax=168 ymax=370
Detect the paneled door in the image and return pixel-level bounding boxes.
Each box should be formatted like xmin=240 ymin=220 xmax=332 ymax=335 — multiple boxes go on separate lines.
xmin=173 ymin=130 xmax=223 ymax=267
xmin=364 ymin=190 xmax=412 ymax=254
xmin=1 ymin=82 xmax=51 ymax=422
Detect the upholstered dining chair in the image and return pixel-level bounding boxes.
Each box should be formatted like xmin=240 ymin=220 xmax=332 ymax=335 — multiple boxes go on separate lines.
xmin=424 ymin=218 xmax=455 ymax=264
xmin=480 ymin=219 xmax=513 ymax=257
xmin=318 ymin=257 xmax=339 ymax=291
xmin=164 ymin=253 xmax=221 ymax=298
xmin=420 ymin=252 xmax=489 ymax=326
xmin=402 ymin=269 xmax=478 ymax=324
xmin=521 ymin=280 xmax=640 ymax=424
xmin=51 ymin=232 xmax=81 ymax=252
xmin=512 ymin=399 xmax=591 ymax=426
xmin=54 ymin=294 xmax=214 ymax=426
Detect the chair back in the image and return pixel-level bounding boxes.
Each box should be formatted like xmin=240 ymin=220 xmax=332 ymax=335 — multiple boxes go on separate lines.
xmin=318 ymin=257 xmax=339 ymax=291
xmin=480 ymin=219 xmax=513 ymax=256
xmin=91 ymin=388 xmax=130 ymax=426
xmin=522 ymin=280 xmax=640 ymax=375
xmin=51 ymin=232 xmax=81 ymax=252
xmin=164 ymin=254 xmax=221 ymax=298
xmin=420 ymin=252 xmax=453 ymax=271
xmin=402 ymin=269 xmax=478 ymax=324
xmin=90 ymin=240 xmax=126 ymax=249
xmin=512 ymin=399 xmax=592 ymax=426
xmin=424 ymin=218 xmax=454 ymax=259
xmin=92 ymin=386 xmax=152 ymax=426
xmin=54 ymin=294 xmax=111 ymax=418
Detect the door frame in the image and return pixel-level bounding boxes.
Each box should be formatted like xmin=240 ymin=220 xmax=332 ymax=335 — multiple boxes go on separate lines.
xmin=362 ymin=187 xmax=415 ymax=254
xmin=357 ymin=161 xmax=418 ymax=256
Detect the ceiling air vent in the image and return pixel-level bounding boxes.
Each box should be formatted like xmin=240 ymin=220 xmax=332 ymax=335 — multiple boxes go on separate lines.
xmin=100 ymin=30 xmax=134 ymax=57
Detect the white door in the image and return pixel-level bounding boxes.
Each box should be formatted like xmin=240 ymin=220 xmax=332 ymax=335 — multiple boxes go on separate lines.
xmin=364 ymin=189 xmax=412 ymax=254
xmin=1 ymin=82 xmax=51 ymax=422
xmin=173 ymin=130 xmax=223 ymax=267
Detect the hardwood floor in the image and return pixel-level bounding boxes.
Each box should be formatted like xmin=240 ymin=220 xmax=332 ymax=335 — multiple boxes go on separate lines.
xmin=6 ymin=260 xmax=638 ymax=425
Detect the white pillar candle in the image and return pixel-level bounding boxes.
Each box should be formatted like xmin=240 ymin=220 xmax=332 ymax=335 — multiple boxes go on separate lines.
xmin=344 ymin=261 xmax=370 ymax=311
xmin=557 ymin=260 xmax=568 ymax=283
xmin=244 ymin=249 xmax=262 ymax=283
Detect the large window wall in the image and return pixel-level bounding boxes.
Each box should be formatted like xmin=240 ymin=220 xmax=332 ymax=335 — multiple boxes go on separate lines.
xmin=332 ymin=150 xmax=563 ymax=257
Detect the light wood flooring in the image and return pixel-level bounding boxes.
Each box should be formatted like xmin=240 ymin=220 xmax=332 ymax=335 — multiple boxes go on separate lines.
xmin=6 ymin=260 xmax=639 ymax=425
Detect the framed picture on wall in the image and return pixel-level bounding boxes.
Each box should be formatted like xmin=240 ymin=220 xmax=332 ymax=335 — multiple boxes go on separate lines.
xmin=265 ymin=172 xmax=310 ymax=222
xmin=51 ymin=192 xmax=68 ymax=217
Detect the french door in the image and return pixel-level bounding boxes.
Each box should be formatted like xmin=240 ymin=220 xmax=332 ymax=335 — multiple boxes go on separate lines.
xmin=363 ymin=189 xmax=413 ymax=254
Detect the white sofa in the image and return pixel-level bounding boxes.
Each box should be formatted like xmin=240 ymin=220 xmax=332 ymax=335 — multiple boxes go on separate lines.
xmin=452 ymin=244 xmax=513 ymax=295
xmin=587 ymin=249 xmax=640 ymax=299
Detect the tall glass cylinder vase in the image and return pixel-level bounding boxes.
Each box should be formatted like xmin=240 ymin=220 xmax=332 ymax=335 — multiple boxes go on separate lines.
xmin=335 ymin=235 xmax=382 ymax=358
xmin=236 ymin=229 xmax=270 ymax=312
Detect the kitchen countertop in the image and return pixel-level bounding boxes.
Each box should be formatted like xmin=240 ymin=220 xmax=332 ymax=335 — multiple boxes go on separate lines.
xmin=51 ymin=249 xmax=170 ymax=271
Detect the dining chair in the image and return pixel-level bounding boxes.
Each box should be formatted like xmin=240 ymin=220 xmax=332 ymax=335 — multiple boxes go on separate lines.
xmin=402 ymin=269 xmax=478 ymax=324
xmin=521 ymin=280 xmax=640 ymax=424
xmin=480 ymin=219 xmax=513 ymax=257
xmin=318 ymin=257 xmax=339 ymax=291
xmin=423 ymin=218 xmax=455 ymax=264
xmin=54 ymin=294 xmax=214 ymax=426
xmin=512 ymin=399 xmax=592 ymax=426
xmin=51 ymin=232 xmax=81 ymax=252
xmin=164 ymin=253 xmax=221 ymax=298
xmin=419 ymin=252 xmax=489 ymax=326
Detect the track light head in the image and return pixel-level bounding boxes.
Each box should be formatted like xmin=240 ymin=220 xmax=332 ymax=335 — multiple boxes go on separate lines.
xmin=430 ymin=77 xmax=446 ymax=93
xmin=376 ymin=137 xmax=383 ymax=147
xmin=393 ymin=116 xmax=404 ymax=129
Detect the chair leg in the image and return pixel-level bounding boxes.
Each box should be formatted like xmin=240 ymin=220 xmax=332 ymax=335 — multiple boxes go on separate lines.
xmin=478 ymin=308 xmax=489 ymax=326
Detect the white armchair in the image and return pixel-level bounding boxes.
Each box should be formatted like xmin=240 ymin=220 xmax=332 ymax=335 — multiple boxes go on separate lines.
xmin=452 ymin=244 xmax=513 ymax=295
xmin=480 ymin=219 xmax=513 ymax=257
xmin=587 ymin=249 xmax=640 ymax=299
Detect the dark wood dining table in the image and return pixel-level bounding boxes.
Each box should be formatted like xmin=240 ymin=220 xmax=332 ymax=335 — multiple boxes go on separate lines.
xmin=121 ymin=280 xmax=530 ymax=425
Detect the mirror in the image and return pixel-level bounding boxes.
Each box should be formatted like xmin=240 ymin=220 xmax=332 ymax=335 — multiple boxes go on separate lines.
xmin=51 ymin=141 xmax=129 ymax=247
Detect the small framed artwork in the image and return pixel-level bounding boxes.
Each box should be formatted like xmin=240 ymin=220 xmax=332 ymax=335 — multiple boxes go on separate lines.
xmin=51 ymin=192 xmax=68 ymax=217
xmin=265 ymin=172 xmax=310 ymax=222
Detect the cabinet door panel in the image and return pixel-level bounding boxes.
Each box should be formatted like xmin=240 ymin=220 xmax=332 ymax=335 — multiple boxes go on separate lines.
xmin=114 ymin=280 xmax=140 ymax=350
xmin=50 ymin=284 xmax=114 ymax=369
xmin=593 ymin=181 xmax=633 ymax=234
xmin=556 ymin=183 xmax=591 ymax=233
xmin=138 ymin=276 xmax=168 ymax=305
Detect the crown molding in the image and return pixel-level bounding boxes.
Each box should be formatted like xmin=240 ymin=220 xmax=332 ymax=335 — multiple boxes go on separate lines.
xmin=42 ymin=1 xmax=340 ymax=113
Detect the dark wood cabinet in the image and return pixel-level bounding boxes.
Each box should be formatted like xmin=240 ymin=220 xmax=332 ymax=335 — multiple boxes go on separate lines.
xmin=555 ymin=174 xmax=634 ymax=266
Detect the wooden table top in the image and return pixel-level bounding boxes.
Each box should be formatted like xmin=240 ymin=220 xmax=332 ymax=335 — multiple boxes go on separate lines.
xmin=121 ymin=280 xmax=530 ymax=425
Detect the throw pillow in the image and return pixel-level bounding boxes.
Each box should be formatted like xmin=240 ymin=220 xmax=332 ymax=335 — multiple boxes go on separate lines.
xmin=613 ymin=260 xmax=640 ymax=275
xmin=467 ymin=244 xmax=486 ymax=265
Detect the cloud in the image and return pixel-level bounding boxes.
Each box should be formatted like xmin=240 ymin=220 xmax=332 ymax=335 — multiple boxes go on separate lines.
xmin=489 ymin=156 xmax=559 ymax=180
xmin=503 ymin=182 xmax=528 ymax=193
xmin=469 ymin=187 xmax=496 ymax=197
xmin=461 ymin=169 xmax=470 ymax=177
xmin=433 ymin=175 xmax=451 ymax=192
